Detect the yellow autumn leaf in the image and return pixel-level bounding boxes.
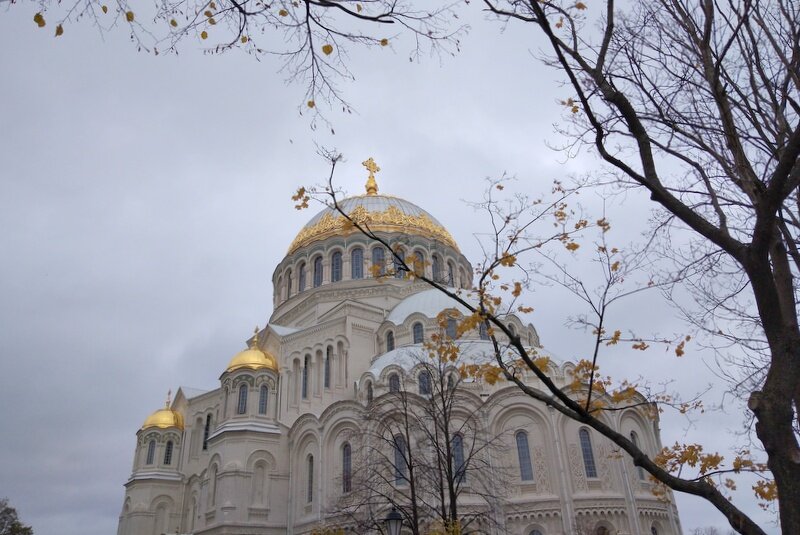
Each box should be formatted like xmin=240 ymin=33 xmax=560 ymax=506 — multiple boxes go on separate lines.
xmin=278 ymin=9 xmax=288 ymax=16
xmin=101 ymin=5 xmax=108 ymax=13
xmin=208 ymin=17 xmax=216 ymax=25
xmin=125 ymin=11 xmax=135 ymax=22
xmin=565 ymin=242 xmax=580 ymax=251
xmin=204 ymin=10 xmax=213 ymax=17
xmin=380 ymin=38 xmax=389 ymax=46
xmin=210 ymin=1 xmax=216 ymax=9
xmin=575 ymin=1 xmax=587 ymax=9
xmin=170 ymin=19 xmax=178 ymax=27
xmin=356 ymin=3 xmax=362 ymax=12
xmin=307 ymin=100 xmax=315 ymax=108
xmin=55 ymin=24 xmax=63 ymax=36
xmin=33 ymin=12 xmax=46 ymax=28
xmin=200 ymin=30 xmax=208 ymax=39
xmin=241 ymin=35 xmax=248 ymax=43
xmin=322 ymin=44 xmax=334 ymax=55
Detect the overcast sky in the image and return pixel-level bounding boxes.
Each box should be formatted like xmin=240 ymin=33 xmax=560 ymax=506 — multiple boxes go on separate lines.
xmin=0 ymin=3 xmax=778 ymax=535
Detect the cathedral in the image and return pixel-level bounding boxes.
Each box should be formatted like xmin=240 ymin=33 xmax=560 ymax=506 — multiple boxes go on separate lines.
xmin=117 ymin=163 xmax=683 ymax=535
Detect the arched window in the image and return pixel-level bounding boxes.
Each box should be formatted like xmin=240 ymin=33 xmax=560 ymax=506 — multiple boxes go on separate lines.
xmin=418 ymin=370 xmax=432 ymax=396
xmin=413 ymin=322 xmax=424 ymax=344
xmin=452 ymin=433 xmax=466 ymax=483
xmin=579 ymin=428 xmax=598 ymax=478
xmin=386 ymin=331 xmax=395 ymax=352
xmin=302 ymin=355 xmax=310 ymax=399
xmin=324 ymin=346 xmax=332 ymax=388
xmin=413 ymin=251 xmax=425 ymax=277
xmin=367 ymin=382 xmax=374 ymax=403
xmin=331 ymin=251 xmax=342 ymax=282
xmin=595 ymin=528 xmax=609 ymax=535
xmin=650 ymin=527 xmax=658 ymax=535
xmin=447 ymin=374 xmax=455 ymax=390
xmin=209 ymin=464 xmax=218 ymax=506
xmin=298 ymin=262 xmax=306 ymax=292
xmin=371 ymin=247 xmax=385 ymax=276
xmin=393 ymin=248 xmax=405 ymax=279
xmin=447 ymin=261 xmax=455 ymax=286
xmin=351 ymin=248 xmax=364 ymax=279
xmin=313 ymin=256 xmax=323 ymax=287
xmin=529 ymin=530 xmax=544 ymax=535
xmin=630 ymin=431 xmax=646 ymax=480
xmin=432 ymin=255 xmax=442 ymax=282
xmin=508 ymin=323 xmax=517 ymax=337
xmin=342 ymin=443 xmax=352 ymax=493
xmin=286 ymin=269 xmax=292 ymax=299
xmin=203 ymin=414 xmax=212 ymax=450
xmin=446 ymin=317 xmax=457 ymax=339
xmin=145 ymin=440 xmax=156 ymax=465
xmin=389 ymin=373 xmax=401 ymax=393
xmin=259 ymin=385 xmax=269 ymax=415
xmin=164 ymin=440 xmax=174 ymax=465
xmin=307 ymin=455 xmax=314 ymax=503
xmin=393 ymin=435 xmax=407 ymax=484
xmin=515 ymin=431 xmax=534 ymax=481
xmin=479 ymin=321 xmax=489 ymax=340
xmin=237 ymin=384 xmax=248 ymax=414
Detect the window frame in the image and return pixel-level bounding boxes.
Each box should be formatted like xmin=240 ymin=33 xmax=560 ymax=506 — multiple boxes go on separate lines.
xmin=331 ymin=251 xmax=343 ymax=282
xmin=579 ymin=428 xmax=598 ymax=478
xmin=515 ymin=430 xmax=534 ymax=481
xmin=351 ymin=248 xmax=364 ymax=279
xmin=237 ymin=383 xmax=248 ymax=415
xmin=258 ymin=385 xmax=269 ymax=415
xmin=313 ymin=256 xmax=323 ymax=287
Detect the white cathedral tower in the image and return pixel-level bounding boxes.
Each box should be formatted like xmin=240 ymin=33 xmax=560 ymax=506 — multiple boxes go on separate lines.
xmin=117 ymin=161 xmax=682 ymax=535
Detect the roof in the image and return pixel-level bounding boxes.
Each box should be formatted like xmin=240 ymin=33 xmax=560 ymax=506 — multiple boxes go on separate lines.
xmin=386 ymin=287 xmax=472 ymax=325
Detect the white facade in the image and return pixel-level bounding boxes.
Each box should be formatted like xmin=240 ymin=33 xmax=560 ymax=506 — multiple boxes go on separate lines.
xmin=118 ymin=186 xmax=682 ymax=535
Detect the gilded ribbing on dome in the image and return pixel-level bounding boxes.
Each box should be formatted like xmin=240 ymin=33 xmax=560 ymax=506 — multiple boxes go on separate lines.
xmin=287 ymin=201 xmax=459 ymax=254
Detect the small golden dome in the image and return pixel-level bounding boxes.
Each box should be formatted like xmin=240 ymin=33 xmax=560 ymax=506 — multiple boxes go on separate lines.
xmin=225 ymin=347 xmax=279 ymax=373
xmin=141 ymin=393 xmax=184 ymax=431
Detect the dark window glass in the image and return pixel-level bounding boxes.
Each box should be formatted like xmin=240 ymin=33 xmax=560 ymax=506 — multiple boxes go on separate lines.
xmin=146 ymin=440 xmax=156 ymax=465
xmin=313 ymin=256 xmax=323 ymax=287
xmin=447 ymin=261 xmax=455 ymax=286
xmin=331 ymin=252 xmax=342 ymax=282
xmin=579 ymin=429 xmax=598 ymax=478
xmin=367 ymin=382 xmax=374 ymax=403
xmin=351 ymin=248 xmax=363 ymax=279
xmin=393 ymin=435 xmax=407 ymax=484
xmin=393 ymin=249 xmax=405 ymax=279
xmin=446 ymin=318 xmax=457 ymax=339
xmin=302 ymin=356 xmax=310 ymax=399
xmin=324 ymin=347 xmax=332 ymax=388
xmin=298 ymin=262 xmax=306 ymax=292
xmin=203 ymin=414 xmax=212 ymax=450
xmin=452 ymin=433 xmax=466 ymax=483
xmin=630 ymin=431 xmax=646 ymax=480
xmin=342 ymin=443 xmax=352 ymax=493
xmin=389 ymin=373 xmax=401 ymax=393
xmin=479 ymin=321 xmax=489 ymax=340
xmin=307 ymin=455 xmax=314 ymax=502
xmin=419 ymin=371 xmax=432 ymax=396
xmin=432 ymin=255 xmax=442 ymax=282
xmin=259 ymin=385 xmax=268 ymax=415
xmin=164 ymin=441 xmax=174 ymax=465
xmin=286 ymin=269 xmax=292 ymax=299
xmin=237 ymin=384 xmax=248 ymax=414
xmin=413 ymin=322 xmax=424 ymax=344
xmin=515 ymin=431 xmax=534 ymax=481
xmin=414 ymin=251 xmax=424 ymax=277
xmin=372 ymin=247 xmax=385 ymax=276
xmin=386 ymin=331 xmax=395 ymax=352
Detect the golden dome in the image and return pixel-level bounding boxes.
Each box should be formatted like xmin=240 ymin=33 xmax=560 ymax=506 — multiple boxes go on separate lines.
xmin=141 ymin=394 xmax=184 ymax=431
xmin=288 ymin=196 xmax=459 ymax=254
xmin=288 ymin=158 xmax=459 ymax=254
xmin=225 ymin=346 xmax=279 ymax=373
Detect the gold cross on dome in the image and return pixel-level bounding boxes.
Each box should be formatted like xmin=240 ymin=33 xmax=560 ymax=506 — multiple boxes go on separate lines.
xmin=362 ymin=157 xmax=380 ymax=195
